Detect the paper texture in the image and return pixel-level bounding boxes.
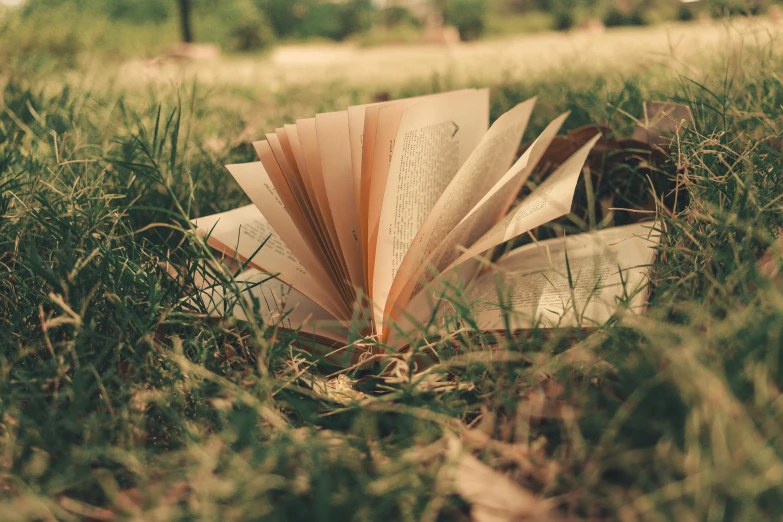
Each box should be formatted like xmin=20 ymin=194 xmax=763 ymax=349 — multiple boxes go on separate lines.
xmin=226 ymin=162 xmax=349 ymax=319
xmin=283 ymin=124 xmax=355 ymax=302
xmin=372 ymin=89 xmax=490 ymax=330
xmin=382 ymin=98 xmax=537 ymax=326
xmin=470 ymin=222 xmax=660 ymax=330
xmin=387 ymin=222 xmax=659 ymax=348
xmin=195 ymin=265 xmax=359 ymax=366
xmin=315 ymin=111 xmax=366 ymax=295
xmin=193 ymin=205 xmax=304 ymax=277
xmin=386 ymin=112 xmax=570 ymax=323
xmin=451 ymin=132 xmax=602 ymax=268
xmin=296 ymin=117 xmax=350 ymax=283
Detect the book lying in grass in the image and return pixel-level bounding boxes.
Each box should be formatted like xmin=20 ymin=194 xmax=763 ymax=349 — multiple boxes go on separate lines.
xmin=192 ymin=89 xmax=660 ymax=367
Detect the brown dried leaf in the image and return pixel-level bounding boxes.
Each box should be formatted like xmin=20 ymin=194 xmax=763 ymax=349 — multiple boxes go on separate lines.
xmin=58 ymin=496 xmax=116 ymax=521
xmin=453 ymin=450 xmax=551 ymax=522
xmin=758 ymin=234 xmax=783 ymax=286
xmin=632 ymin=101 xmax=695 ymax=148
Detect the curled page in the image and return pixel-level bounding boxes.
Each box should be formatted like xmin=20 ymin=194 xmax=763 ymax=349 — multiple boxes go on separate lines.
xmin=315 ymin=111 xmax=366 ymax=295
xmin=470 ymin=222 xmax=660 ymax=330
xmin=385 ymin=112 xmax=570 ymax=325
xmin=386 ymin=222 xmax=659 ymax=349
xmin=195 ymin=266 xmax=359 ymax=367
xmin=384 ymin=132 xmax=600 ymax=345
xmin=365 ymin=96 xmax=428 ymax=292
xmin=226 ymin=162 xmax=350 ymax=319
xmin=451 ymin=132 xmax=602 ymax=269
xmin=296 ymin=118 xmax=349 ymax=284
xmin=281 ymin=125 xmax=355 ymax=304
xmin=382 ymin=98 xmax=537 ymax=327
xmin=347 ymin=100 xmax=387 ymax=242
xmin=364 ymin=90 xmax=476 ymax=292
xmin=191 ymin=204 xmax=346 ymax=323
xmin=372 ymin=89 xmax=490 ymax=330
xmin=253 ymin=141 xmax=336 ymax=278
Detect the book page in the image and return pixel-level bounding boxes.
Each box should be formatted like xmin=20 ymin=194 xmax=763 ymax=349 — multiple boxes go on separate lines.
xmin=386 ymin=112 xmax=571 ymax=322
xmin=255 ymin=138 xmax=357 ymax=308
xmin=366 ymin=99 xmax=427 ymax=260
xmin=348 ymin=105 xmax=367 ymax=218
xmin=381 ymin=98 xmax=537 ymax=326
xmin=296 ymin=118 xmax=347 ymax=278
xmin=364 ymin=90 xmax=476 ymax=292
xmin=253 ymin=141 xmax=328 ymax=266
xmin=267 ymin=132 xmax=330 ymax=257
xmin=226 ymin=161 xmax=350 ymax=319
xmin=349 ymin=100 xmax=396 ymax=286
xmin=358 ymin=104 xmax=383 ymax=286
xmin=360 ymin=91 xmax=470 ymax=288
xmin=348 ymin=102 xmax=385 ymax=231
xmin=315 ymin=111 xmax=366 ymax=295
xmin=469 ymin=222 xmax=660 ymax=330
xmin=283 ymin=124 xmax=329 ymax=245
xmin=192 ymin=204 xmax=341 ymax=319
xmin=386 ymin=222 xmax=659 ymax=349
xmin=372 ymin=88 xmax=490 ymax=330
xmin=285 ymin=124 xmax=355 ymax=297
xmin=451 ymin=132 xmax=602 ymax=269
xmin=195 ymin=266 xmax=359 ymax=366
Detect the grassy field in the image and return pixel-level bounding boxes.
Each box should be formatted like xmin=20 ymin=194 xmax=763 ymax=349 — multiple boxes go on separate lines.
xmin=2 ymin=18 xmax=783 ymax=521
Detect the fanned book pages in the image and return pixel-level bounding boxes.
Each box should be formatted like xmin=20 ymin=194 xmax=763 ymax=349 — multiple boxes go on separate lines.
xmin=191 ymin=89 xmax=661 ymax=367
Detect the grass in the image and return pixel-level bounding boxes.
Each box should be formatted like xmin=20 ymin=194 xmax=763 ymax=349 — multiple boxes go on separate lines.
xmin=1 ymin=20 xmax=783 ymax=521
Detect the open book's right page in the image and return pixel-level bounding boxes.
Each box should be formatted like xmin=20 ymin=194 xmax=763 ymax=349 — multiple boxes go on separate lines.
xmin=469 ymin=222 xmax=660 ymax=331
xmin=382 ymin=127 xmax=599 ymax=339
xmin=386 ymin=222 xmax=659 ymax=349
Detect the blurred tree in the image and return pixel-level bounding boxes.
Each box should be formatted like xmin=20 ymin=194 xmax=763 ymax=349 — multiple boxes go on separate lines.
xmin=256 ymin=0 xmax=371 ymax=41
xmin=179 ymin=0 xmax=193 ymax=42
xmin=107 ymin=0 xmax=170 ymax=23
xmin=442 ymin=0 xmax=488 ymax=40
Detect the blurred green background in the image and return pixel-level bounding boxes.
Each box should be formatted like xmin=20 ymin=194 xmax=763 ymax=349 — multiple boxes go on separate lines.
xmin=1 ymin=0 xmax=779 ymax=65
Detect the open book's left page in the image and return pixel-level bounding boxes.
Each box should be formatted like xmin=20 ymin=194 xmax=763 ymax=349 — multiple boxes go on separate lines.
xmin=192 ymin=204 xmax=342 ymax=319
xmin=193 ymin=261 xmax=362 ymax=367
xmin=225 ymin=162 xmax=351 ymax=319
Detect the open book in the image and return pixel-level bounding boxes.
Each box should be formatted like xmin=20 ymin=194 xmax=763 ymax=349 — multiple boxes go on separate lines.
xmin=192 ymin=90 xmax=661 ymax=367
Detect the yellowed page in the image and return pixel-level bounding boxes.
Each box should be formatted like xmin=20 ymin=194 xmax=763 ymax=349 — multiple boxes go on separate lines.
xmin=386 ymin=222 xmax=659 ymax=349
xmin=372 ymin=88 xmax=490 ymax=330
xmin=226 ymin=161 xmax=350 ymax=319
xmin=348 ymin=105 xmax=366 ymax=218
xmin=285 ymin=124 xmax=354 ymax=299
xmin=386 ymin=112 xmax=571 ymax=323
xmin=192 ymin=204 xmax=344 ymax=319
xmin=360 ymin=96 xmax=428 ymax=286
xmin=315 ymin=111 xmax=365 ymax=295
xmin=382 ymin=98 xmax=536 ymax=324
xmin=252 ymin=140 xmax=342 ymax=291
xmin=348 ymin=102 xmax=384 ymax=230
xmin=266 ymin=132 xmax=321 ymax=240
xmin=284 ymin=124 xmax=324 ymax=234
xmin=364 ymin=90 xmax=477 ymax=297
xmin=469 ymin=222 xmax=660 ymax=330
xmin=365 ymin=101 xmax=419 ymax=287
xmin=460 ymin=112 xmax=571 ymax=239
xmin=296 ymin=118 xmax=348 ymax=285
xmin=384 ymin=128 xmax=598 ymax=344
xmin=451 ymin=133 xmax=602 ymax=269
xmin=196 ymin=266 xmax=349 ymax=348
xmin=274 ymin=128 xmax=355 ymax=304
xmin=349 ymin=100 xmax=395 ymax=284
